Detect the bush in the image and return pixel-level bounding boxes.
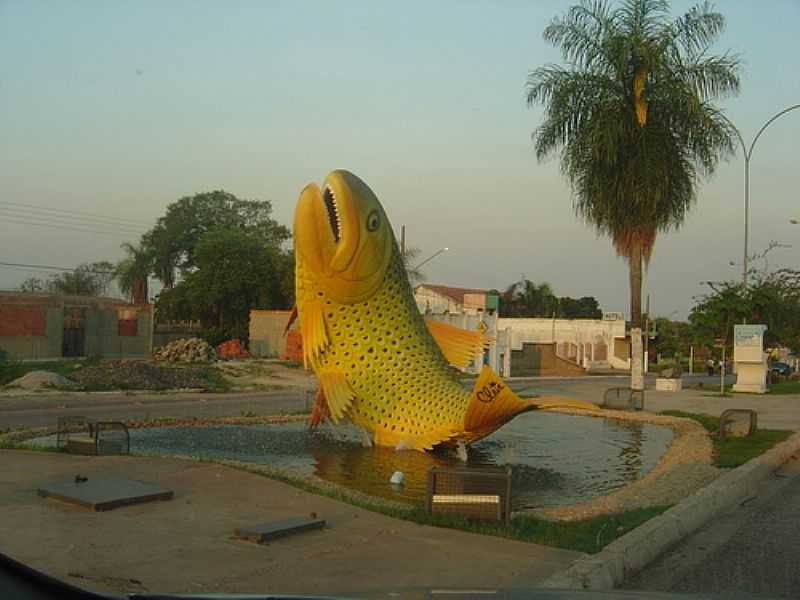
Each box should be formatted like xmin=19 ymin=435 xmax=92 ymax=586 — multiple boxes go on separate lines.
xmin=198 ymin=326 xmax=248 ymax=348
xmin=0 ymin=349 xmax=25 ymax=386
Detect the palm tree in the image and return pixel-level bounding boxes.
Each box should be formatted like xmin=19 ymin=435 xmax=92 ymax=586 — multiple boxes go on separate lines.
xmin=401 ymin=246 xmax=427 ymax=286
xmin=526 ymin=0 xmax=739 ymax=388
xmin=115 ymin=242 xmax=152 ymax=304
xmin=502 ymin=278 xmax=558 ymax=317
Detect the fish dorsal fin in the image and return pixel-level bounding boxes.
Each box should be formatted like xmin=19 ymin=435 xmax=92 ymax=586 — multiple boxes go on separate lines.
xmin=425 ymin=319 xmax=490 ymax=369
xmin=299 ymin=300 xmax=328 ymax=368
xmin=463 ymin=365 xmax=531 ymax=435
xmin=316 ymin=370 xmax=355 ymax=422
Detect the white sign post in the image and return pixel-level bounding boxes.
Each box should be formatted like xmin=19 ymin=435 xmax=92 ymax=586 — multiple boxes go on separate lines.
xmin=732 ymin=324 xmax=768 ymax=394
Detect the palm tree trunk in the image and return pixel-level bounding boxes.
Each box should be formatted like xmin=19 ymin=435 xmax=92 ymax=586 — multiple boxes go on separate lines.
xmin=629 ymin=237 xmax=644 ymax=391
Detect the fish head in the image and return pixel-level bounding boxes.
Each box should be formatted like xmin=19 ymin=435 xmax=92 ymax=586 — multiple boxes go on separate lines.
xmin=294 ymin=170 xmax=394 ymax=304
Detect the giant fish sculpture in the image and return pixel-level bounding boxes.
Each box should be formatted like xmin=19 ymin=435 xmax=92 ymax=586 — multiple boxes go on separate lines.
xmin=292 ymin=170 xmax=596 ymax=452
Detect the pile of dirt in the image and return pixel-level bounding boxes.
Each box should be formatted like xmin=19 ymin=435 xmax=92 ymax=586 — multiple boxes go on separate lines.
xmin=69 ymin=360 xmax=215 ymax=391
xmin=7 ymin=371 xmax=79 ymax=389
xmin=153 ymin=338 xmax=216 ymax=363
xmin=216 ymin=339 xmax=250 ymax=360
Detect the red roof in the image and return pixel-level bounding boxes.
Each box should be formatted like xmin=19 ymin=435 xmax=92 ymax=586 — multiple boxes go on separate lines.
xmin=415 ymin=284 xmax=488 ymax=305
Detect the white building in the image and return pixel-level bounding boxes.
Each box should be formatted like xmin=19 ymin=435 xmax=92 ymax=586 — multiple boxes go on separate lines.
xmin=424 ymin=310 xmax=630 ymax=376
xmin=495 ymin=314 xmax=631 ymax=376
xmin=414 ymin=284 xmax=498 ymax=315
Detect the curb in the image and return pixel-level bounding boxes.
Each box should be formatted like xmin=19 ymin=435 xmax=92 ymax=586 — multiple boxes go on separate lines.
xmin=541 ymin=430 xmax=800 ymax=590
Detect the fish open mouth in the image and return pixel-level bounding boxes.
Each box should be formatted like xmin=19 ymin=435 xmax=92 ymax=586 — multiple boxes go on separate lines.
xmin=323 ymin=186 xmax=341 ymax=243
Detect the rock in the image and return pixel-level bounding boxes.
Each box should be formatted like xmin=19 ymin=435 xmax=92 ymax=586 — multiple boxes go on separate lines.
xmin=69 ymin=360 xmax=215 ymax=391
xmin=8 ymin=371 xmax=79 ymax=389
xmin=660 ymin=364 xmax=683 ymax=379
xmin=153 ymin=338 xmax=216 ymax=363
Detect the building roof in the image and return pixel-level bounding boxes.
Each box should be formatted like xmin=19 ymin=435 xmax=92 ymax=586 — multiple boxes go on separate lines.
xmin=415 ymin=283 xmax=489 ymax=305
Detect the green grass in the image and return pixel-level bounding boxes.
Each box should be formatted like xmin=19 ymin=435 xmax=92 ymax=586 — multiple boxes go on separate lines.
xmin=272 ymin=360 xmax=303 ymax=369
xmin=237 ymin=461 xmax=670 ymax=553
xmin=0 ymin=358 xmax=94 ymax=386
xmin=661 ymin=410 xmax=793 ymax=468
xmin=767 ymin=381 xmax=800 ymax=395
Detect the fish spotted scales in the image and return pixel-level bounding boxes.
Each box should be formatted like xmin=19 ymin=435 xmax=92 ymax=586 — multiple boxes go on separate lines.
xmin=293 ymin=170 xmax=598 ymax=451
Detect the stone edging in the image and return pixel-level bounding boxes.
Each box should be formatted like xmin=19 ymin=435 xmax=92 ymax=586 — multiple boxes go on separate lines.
xmin=541 ymin=430 xmax=800 ymax=590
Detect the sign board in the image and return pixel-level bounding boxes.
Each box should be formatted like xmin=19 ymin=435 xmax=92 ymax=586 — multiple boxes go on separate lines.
xmin=733 ymin=324 xmax=767 ymax=364
xmin=603 ymin=312 xmax=624 ymax=321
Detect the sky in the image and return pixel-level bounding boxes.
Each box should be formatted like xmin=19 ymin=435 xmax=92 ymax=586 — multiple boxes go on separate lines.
xmin=1 ymin=0 xmax=799 ymax=319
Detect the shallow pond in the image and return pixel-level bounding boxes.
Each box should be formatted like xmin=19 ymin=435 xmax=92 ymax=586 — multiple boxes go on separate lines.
xmin=33 ymin=412 xmax=672 ymax=510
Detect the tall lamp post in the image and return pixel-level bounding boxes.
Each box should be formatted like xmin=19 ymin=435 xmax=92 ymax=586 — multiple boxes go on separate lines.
xmin=414 ymin=247 xmax=449 ymax=270
xmin=722 ymin=104 xmax=800 ymax=287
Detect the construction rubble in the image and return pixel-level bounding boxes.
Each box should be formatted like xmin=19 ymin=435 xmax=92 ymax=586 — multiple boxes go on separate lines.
xmin=153 ymin=338 xmax=217 ymax=363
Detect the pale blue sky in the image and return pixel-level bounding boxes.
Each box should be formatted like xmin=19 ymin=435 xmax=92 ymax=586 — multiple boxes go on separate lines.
xmin=1 ymin=0 xmax=799 ymax=319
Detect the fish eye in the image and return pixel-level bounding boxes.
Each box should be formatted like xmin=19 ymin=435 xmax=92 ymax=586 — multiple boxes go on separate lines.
xmin=366 ymin=210 xmax=380 ymax=232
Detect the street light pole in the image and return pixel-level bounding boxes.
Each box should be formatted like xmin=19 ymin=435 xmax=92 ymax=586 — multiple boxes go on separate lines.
xmin=723 ymin=104 xmax=800 ymax=288
xmin=414 ymin=247 xmax=449 ymax=270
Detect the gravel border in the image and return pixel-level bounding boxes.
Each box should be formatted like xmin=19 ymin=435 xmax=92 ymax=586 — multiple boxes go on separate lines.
xmin=522 ymin=408 xmax=718 ymax=521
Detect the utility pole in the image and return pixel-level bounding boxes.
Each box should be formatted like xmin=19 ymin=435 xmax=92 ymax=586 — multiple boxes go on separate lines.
xmin=643 ymin=294 xmax=650 ymax=374
xmin=400 ymin=225 xmax=406 ymax=255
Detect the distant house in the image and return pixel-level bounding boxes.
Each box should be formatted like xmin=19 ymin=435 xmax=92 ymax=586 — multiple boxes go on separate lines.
xmin=413 ymin=284 xmax=499 ymax=315
xmin=0 ymin=292 xmax=152 ymax=360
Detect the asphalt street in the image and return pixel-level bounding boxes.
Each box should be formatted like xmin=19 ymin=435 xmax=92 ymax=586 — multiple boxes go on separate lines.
xmin=624 ymin=453 xmax=800 ymax=598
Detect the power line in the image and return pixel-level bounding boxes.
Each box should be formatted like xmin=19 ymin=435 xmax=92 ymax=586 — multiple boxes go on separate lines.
xmin=0 ymin=200 xmax=154 ymax=227
xmin=0 ymin=261 xmax=117 ymax=274
xmin=0 ymin=216 xmax=141 ymax=237
xmin=0 ymin=207 xmax=146 ymax=233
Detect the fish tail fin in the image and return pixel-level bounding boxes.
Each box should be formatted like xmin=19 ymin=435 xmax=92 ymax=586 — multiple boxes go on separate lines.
xmin=463 ymin=366 xmax=532 ymax=437
xmin=462 ymin=366 xmax=598 ymax=442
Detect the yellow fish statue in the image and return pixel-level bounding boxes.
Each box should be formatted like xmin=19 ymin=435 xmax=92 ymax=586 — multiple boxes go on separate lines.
xmin=292 ymin=170 xmax=596 ymax=452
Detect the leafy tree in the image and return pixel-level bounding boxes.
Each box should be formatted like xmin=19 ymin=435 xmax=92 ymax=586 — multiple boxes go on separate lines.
xmin=650 ymin=317 xmax=692 ymax=358
xmin=526 ymin=0 xmax=740 ymax=386
xmin=115 ymin=242 xmax=151 ymax=304
xmin=155 ymin=229 xmax=293 ymax=341
xmin=558 ymin=296 xmax=602 ymax=319
xmin=18 ymin=277 xmax=46 ymax=293
xmin=689 ymin=270 xmax=800 ymax=354
xmin=47 ymin=262 xmax=115 ymax=296
xmin=142 ymin=190 xmax=290 ymax=287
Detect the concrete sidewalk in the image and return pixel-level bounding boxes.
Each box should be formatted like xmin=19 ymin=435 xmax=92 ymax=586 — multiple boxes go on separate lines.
xmin=0 ymin=451 xmax=582 ymax=596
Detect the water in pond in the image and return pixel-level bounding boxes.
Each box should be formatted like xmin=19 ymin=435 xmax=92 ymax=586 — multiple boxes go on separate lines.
xmin=32 ymin=412 xmax=671 ymax=509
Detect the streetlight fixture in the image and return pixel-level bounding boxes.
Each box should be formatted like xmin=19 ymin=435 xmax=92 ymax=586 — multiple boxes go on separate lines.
xmin=414 ymin=247 xmax=449 ymax=270
xmin=722 ymin=104 xmax=800 ymax=288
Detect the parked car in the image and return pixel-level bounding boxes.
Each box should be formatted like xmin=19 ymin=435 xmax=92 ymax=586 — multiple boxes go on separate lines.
xmin=769 ymin=361 xmax=792 ymax=376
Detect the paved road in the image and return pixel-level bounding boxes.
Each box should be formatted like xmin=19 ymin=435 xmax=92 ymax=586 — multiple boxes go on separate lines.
xmin=0 ymin=373 xmax=738 ymax=430
xmin=624 ymin=453 xmax=800 ymax=597
xmin=0 ymin=390 xmax=313 ymax=429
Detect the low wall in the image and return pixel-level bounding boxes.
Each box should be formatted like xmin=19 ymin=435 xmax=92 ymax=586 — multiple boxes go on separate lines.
xmin=511 ymin=343 xmax=586 ymax=377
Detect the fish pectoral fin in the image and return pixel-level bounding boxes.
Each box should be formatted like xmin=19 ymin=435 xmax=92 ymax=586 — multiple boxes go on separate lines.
xmin=284 ymin=305 xmax=299 ymax=336
xmin=463 ymin=365 xmax=531 ymax=436
xmin=316 ymin=370 xmax=355 ymax=422
xmin=425 ymin=319 xmax=491 ymax=369
xmin=308 ymin=387 xmax=331 ymax=431
xmin=373 ymin=423 xmax=460 ymax=452
xmin=299 ymin=300 xmax=329 ymax=368
xmin=527 ymin=395 xmax=599 ymax=412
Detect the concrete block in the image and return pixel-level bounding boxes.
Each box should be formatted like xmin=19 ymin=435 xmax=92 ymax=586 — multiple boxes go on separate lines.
xmin=38 ymin=478 xmax=173 ymax=511
xmin=234 ymin=517 xmax=325 ymax=544
xmin=655 ymin=378 xmax=682 ymax=392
